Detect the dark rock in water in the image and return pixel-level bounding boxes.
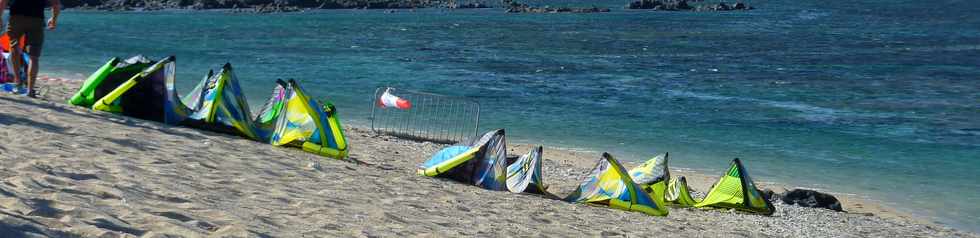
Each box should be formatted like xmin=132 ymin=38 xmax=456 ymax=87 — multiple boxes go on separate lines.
xmin=717 ymin=2 xmax=731 ymax=10
xmin=697 ymin=1 xmax=754 ymax=11
xmin=504 ymin=0 xmax=609 ymax=13
xmin=733 ymin=2 xmax=750 ymax=10
xmin=627 ymin=0 xmax=692 ymax=10
xmin=445 ymin=2 xmax=491 ymax=9
xmin=251 ymin=3 xmax=303 ymax=13
xmin=627 ymin=0 xmax=753 ymax=11
xmin=781 ymin=189 xmax=844 ymax=212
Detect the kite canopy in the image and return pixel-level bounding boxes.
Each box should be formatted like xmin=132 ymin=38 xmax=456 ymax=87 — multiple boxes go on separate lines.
xmin=70 ymin=56 xmax=155 ymax=108
xmin=176 ymin=63 xmax=262 ymax=139
xmin=629 ymin=153 xmax=670 ymax=205
xmin=665 ymin=176 xmax=701 ymax=207
xmin=419 ymin=129 xmax=508 ymax=191
xmin=565 ymin=153 xmax=669 ymax=216
xmin=88 ymin=56 xmax=177 ymax=122
xmin=69 ymin=56 xmax=349 ymax=159
xmin=694 ymin=158 xmax=775 ymax=215
xmin=506 ymin=145 xmax=547 ymax=194
xmin=253 ymin=79 xmax=289 ymax=128
xmin=266 ymin=79 xmax=348 ymax=159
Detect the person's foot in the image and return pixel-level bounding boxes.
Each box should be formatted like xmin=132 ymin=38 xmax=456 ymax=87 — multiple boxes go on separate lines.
xmin=24 ymin=88 xmax=36 ymax=98
xmin=10 ymin=86 xmax=34 ymax=97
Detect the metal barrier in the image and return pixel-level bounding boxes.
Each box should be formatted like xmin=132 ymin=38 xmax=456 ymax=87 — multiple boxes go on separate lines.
xmin=370 ymin=87 xmax=480 ymax=144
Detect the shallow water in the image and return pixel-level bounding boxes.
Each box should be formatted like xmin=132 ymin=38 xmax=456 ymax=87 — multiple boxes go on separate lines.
xmin=39 ymin=0 xmax=979 ymax=231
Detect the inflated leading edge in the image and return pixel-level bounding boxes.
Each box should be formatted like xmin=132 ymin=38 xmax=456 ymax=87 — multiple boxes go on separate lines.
xmin=68 ymin=55 xmax=348 ymax=159
xmin=418 ymin=129 xmax=508 ymax=191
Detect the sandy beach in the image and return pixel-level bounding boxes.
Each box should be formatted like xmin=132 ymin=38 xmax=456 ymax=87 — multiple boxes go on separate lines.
xmin=0 ymin=78 xmax=976 ymax=237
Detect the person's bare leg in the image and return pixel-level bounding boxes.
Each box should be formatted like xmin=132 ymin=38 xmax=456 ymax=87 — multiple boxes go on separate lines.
xmin=10 ymin=48 xmax=23 ymax=87
xmin=27 ymin=55 xmax=39 ymax=97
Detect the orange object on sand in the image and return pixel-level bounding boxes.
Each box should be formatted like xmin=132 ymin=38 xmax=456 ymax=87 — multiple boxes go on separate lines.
xmin=0 ymin=34 xmax=26 ymax=52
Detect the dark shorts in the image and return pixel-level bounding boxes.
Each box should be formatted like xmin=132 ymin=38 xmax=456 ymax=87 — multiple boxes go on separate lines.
xmin=6 ymin=15 xmax=45 ymax=57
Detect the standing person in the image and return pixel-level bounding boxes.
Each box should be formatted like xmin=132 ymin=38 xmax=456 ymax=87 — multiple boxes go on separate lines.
xmin=0 ymin=0 xmax=60 ymax=98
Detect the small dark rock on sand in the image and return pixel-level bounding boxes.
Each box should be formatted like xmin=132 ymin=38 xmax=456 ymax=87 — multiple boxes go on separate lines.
xmin=781 ymin=189 xmax=844 ymax=212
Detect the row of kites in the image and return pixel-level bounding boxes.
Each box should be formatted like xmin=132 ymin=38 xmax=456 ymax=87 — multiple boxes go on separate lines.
xmin=67 ymin=55 xmax=349 ymax=158
xmin=66 ymin=55 xmax=773 ymax=217
xmin=419 ymin=129 xmax=776 ymax=216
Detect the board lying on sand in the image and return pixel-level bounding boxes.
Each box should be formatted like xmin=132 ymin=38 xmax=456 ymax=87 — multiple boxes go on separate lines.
xmin=68 ymin=55 xmax=348 ymax=159
xmin=565 ymin=153 xmax=669 ymax=216
xmin=419 ymin=129 xmax=508 ymax=191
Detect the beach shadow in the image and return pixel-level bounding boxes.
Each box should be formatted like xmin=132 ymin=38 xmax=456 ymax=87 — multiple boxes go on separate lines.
xmin=0 ymin=210 xmax=70 ymax=238
xmin=347 ymin=157 xmax=372 ymax=166
xmin=510 ymin=189 xmax=565 ymax=201
xmin=91 ymin=114 xmax=214 ymax=142
xmin=0 ymin=95 xmax=107 ymax=122
xmin=24 ymin=199 xmax=63 ymax=219
xmin=250 ymin=230 xmax=274 ymax=238
xmin=86 ymin=218 xmax=146 ymax=236
xmin=1 ymin=95 xmax=213 ymax=142
xmin=0 ymin=222 xmax=51 ymax=238
xmin=104 ymin=137 xmax=155 ymax=152
xmin=113 ymin=118 xmax=217 ymax=141
xmin=150 ymin=211 xmax=194 ymax=222
xmin=0 ymin=110 xmax=70 ymax=134
xmin=51 ymin=171 xmax=99 ymax=181
xmin=0 ymin=187 xmax=14 ymax=197
xmin=536 ymin=192 xmax=565 ymax=201
xmin=150 ymin=211 xmax=217 ymax=231
xmin=154 ymin=126 xmax=212 ymax=141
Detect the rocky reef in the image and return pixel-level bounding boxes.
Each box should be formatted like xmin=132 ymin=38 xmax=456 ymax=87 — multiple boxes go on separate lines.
xmin=502 ymin=0 xmax=609 ymax=13
xmin=626 ymin=0 xmax=752 ymax=11
xmin=61 ymin=0 xmax=454 ymax=11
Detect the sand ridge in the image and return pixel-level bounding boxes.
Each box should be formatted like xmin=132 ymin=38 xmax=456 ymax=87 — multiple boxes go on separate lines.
xmin=0 ymin=79 xmax=976 ymax=237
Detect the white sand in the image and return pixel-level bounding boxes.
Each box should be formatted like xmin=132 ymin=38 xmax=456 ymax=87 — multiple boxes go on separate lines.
xmin=0 ymin=78 xmax=975 ymax=237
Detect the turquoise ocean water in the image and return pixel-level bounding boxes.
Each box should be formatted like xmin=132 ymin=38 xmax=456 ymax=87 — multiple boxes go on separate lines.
xmin=34 ymin=0 xmax=979 ymax=231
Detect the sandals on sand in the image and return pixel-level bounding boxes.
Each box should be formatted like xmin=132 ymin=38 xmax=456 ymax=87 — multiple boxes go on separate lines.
xmin=1 ymin=83 xmax=39 ymax=98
